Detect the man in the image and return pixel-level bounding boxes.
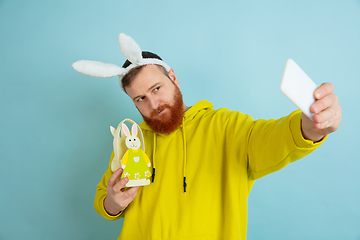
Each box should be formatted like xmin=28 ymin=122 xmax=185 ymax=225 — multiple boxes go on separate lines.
xmin=74 ymin=34 xmax=342 ymax=239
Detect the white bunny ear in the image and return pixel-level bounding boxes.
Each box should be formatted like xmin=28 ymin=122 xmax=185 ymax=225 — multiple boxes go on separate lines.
xmin=122 ymin=123 xmax=130 ymax=137
xmin=118 ymin=33 xmax=143 ymax=65
xmin=110 ymin=126 xmax=116 ymax=136
xmin=72 ymin=60 xmax=125 ymax=78
xmin=131 ymin=123 xmax=138 ymax=137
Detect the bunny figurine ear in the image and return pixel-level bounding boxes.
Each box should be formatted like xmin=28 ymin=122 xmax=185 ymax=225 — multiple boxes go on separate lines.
xmin=131 ymin=123 xmax=138 ymax=137
xmin=110 ymin=126 xmax=116 ymax=136
xmin=122 ymin=123 xmax=131 ymax=137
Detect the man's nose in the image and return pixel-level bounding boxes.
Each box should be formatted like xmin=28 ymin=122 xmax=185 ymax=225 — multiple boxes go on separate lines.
xmin=148 ymin=97 xmax=159 ymax=110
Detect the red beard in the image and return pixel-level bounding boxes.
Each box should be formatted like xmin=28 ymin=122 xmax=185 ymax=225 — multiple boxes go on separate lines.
xmin=141 ymin=86 xmax=185 ymax=134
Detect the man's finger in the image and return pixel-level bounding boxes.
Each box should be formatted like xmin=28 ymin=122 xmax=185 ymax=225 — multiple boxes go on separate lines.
xmin=122 ymin=186 xmax=140 ymax=199
xmin=314 ymin=82 xmax=334 ymax=99
xmin=310 ymin=93 xmax=338 ymax=114
xmin=121 ymin=187 xmax=140 ymax=206
xmin=113 ymin=177 xmax=129 ymax=192
xmin=313 ymin=106 xmax=336 ymax=125
xmin=108 ymin=168 xmax=124 ymax=188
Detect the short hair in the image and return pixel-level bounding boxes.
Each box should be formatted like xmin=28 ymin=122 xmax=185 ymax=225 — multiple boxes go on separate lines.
xmin=121 ymin=51 xmax=169 ymax=93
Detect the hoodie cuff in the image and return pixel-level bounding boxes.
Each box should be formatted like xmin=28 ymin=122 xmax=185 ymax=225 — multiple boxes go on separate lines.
xmin=289 ymin=110 xmax=327 ymax=148
xmin=99 ymin=195 xmax=124 ymax=220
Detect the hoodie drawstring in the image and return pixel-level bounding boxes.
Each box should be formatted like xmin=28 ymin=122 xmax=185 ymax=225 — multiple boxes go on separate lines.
xmin=152 ymin=133 xmax=156 ymax=183
xmin=182 ymin=117 xmax=187 ymax=193
xmin=151 ymin=116 xmax=188 ymax=193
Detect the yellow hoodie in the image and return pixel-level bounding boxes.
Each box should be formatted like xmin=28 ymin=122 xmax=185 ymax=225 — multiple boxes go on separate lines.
xmin=94 ymin=100 xmax=325 ymax=240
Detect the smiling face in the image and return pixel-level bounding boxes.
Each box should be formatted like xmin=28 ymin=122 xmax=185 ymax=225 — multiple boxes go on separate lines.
xmin=125 ymin=64 xmax=187 ymax=134
xmin=125 ymin=137 xmax=140 ymax=150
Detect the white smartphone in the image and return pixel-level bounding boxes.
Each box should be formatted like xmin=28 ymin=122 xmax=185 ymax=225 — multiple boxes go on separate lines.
xmin=280 ymin=59 xmax=318 ymax=120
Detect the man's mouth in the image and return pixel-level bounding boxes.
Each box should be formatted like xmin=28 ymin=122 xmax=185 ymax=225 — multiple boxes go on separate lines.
xmin=157 ymin=108 xmax=167 ymax=115
xmin=151 ymin=105 xmax=170 ymax=117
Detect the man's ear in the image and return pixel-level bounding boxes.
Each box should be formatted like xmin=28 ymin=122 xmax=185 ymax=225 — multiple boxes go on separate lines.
xmin=168 ymin=69 xmax=180 ymax=87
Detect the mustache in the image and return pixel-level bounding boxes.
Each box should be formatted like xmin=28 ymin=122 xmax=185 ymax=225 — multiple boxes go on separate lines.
xmin=150 ymin=104 xmax=171 ymax=117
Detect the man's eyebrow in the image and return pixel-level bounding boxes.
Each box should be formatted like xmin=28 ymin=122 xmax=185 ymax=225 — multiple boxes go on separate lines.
xmin=132 ymin=82 xmax=160 ymax=101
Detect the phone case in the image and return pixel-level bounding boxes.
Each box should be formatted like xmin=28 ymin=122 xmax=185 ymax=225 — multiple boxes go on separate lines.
xmin=280 ymin=59 xmax=317 ymax=120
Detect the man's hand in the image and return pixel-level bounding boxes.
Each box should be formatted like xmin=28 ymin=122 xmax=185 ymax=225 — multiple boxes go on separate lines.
xmin=104 ymin=168 xmax=140 ymax=216
xmin=301 ymin=83 xmax=342 ymax=142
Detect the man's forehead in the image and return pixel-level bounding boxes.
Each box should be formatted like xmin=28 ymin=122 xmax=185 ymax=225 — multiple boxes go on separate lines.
xmin=126 ymin=65 xmax=166 ymax=98
xmin=129 ymin=65 xmax=167 ymax=86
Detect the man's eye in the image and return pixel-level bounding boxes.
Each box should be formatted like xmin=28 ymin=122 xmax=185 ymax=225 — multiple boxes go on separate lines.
xmin=154 ymin=86 xmax=160 ymax=91
xmin=138 ymin=97 xmax=145 ymax=102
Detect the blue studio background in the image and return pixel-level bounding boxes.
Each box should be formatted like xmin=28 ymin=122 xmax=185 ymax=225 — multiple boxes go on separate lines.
xmin=1 ymin=0 xmax=359 ymax=239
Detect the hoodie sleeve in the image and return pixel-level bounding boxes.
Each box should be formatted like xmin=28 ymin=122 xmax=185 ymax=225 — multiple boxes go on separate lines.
xmin=94 ymin=151 xmax=124 ymax=220
xmin=245 ymin=110 xmax=326 ymax=180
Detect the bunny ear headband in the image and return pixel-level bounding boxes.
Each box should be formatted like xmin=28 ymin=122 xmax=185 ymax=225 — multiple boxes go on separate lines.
xmin=72 ymin=33 xmax=171 ymax=92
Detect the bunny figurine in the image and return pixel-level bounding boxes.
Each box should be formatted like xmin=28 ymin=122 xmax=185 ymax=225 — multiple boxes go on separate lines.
xmin=120 ymin=122 xmax=152 ymax=187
